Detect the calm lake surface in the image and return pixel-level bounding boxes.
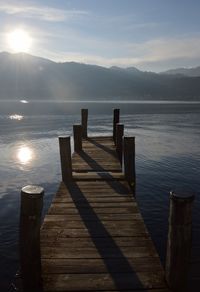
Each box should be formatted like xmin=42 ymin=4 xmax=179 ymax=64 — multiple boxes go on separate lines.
xmin=0 ymin=101 xmax=200 ymax=291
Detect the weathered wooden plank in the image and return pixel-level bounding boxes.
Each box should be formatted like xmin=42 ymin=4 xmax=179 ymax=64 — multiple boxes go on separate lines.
xmin=44 ymin=212 xmax=144 ymax=223
xmin=55 ymin=193 xmax=132 ymax=198
xmin=100 ymin=290 xmax=170 ymax=292
xmin=55 ymin=182 xmax=132 ymax=195
xmin=40 ymin=236 xmax=152 ymax=248
xmin=83 ymin=136 xmax=113 ymax=140
xmin=43 ymin=213 xmax=142 ymax=222
xmin=55 ymin=186 xmax=132 ymax=194
xmin=84 ymin=136 xmax=113 ymax=139
xmin=49 ymin=201 xmax=137 ymax=208
xmin=42 ymin=257 xmax=161 ymax=274
xmin=54 ymin=193 xmax=132 ymax=199
xmin=55 ymin=194 xmax=132 ymax=200
xmin=66 ymin=187 xmax=130 ymax=193
xmin=52 ymin=197 xmax=135 ymax=203
xmin=72 ymin=164 xmax=120 ymax=168
xmin=80 ymin=290 xmax=170 ymax=292
xmin=43 ymin=290 xmax=170 ymax=292
xmin=73 ymin=155 xmax=119 ymax=159
xmin=41 ymin=245 xmax=158 ymax=259
xmin=72 ymin=165 xmax=121 ymax=170
xmin=73 ymin=151 xmax=117 ymax=156
xmin=68 ymin=180 xmax=129 ymax=185
xmin=72 ymin=157 xmax=119 ymax=162
xmin=42 ymin=219 xmax=145 ymax=230
xmin=77 ymin=143 xmax=116 ymax=147
xmin=43 ymin=272 xmax=166 ymax=291
xmin=74 ymin=181 xmax=130 ymax=187
xmin=73 ymin=172 xmax=125 ymax=181
xmin=78 ymin=151 xmax=118 ymax=155
xmin=48 ymin=206 xmax=139 ymax=215
xmin=40 ymin=227 xmax=148 ymax=238
xmin=41 ymin=257 xmax=163 ymax=274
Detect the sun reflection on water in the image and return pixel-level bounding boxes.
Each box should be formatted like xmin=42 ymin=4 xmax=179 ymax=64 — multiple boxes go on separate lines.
xmin=9 ymin=114 xmax=24 ymax=121
xmin=17 ymin=146 xmax=33 ymax=164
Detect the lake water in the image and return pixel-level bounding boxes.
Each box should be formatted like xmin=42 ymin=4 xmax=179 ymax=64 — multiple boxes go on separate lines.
xmin=0 ymin=101 xmax=200 ymax=291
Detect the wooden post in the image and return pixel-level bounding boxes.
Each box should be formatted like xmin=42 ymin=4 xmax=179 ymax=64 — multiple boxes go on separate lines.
xmin=123 ymin=137 xmax=135 ymax=194
xmin=59 ymin=136 xmax=72 ymax=182
xmin=165 ymin=190 xmax=195 ymax=291
xmin=20 ymin=185 xmax=44 ymax=292
xmin=113 ymin=109 xmax=120 ymax=144
xmin=73 ymin=124 xmax=83 ymax=152
xmin=81 ymin=109 xmax=88 ymax=138
xmin=116 ymin=123 xmax=124 ymax=164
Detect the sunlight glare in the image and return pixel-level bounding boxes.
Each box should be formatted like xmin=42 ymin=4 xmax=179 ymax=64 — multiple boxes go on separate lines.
xmin=9 ymin=114 xmax=24 ymax=121
xmin=17 ymin=146 xmax=33 ymax=164
xmin=7 ymin=29 xmax=32 ymax=52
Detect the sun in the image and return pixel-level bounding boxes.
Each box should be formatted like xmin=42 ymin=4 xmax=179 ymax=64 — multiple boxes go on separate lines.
xmin=7 ymin=29 xmax=32 ymax=53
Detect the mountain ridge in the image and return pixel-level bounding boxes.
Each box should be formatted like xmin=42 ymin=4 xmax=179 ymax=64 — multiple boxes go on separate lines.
xmin=0 ymin=52 xmax=200 ymax=100
xmin=161 ymin=66 xmax=200 ymax=77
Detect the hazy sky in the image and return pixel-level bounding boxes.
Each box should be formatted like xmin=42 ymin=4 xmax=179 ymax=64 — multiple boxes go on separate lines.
xmin=0 ymin=0 xmax=200 ymax=71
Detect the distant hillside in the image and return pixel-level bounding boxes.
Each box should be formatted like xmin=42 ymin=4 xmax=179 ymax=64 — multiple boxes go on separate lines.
xmin=0 ymin=52 xmax=200 ymax=100
xmin=161 ymin=66 xmax=200 ymax=77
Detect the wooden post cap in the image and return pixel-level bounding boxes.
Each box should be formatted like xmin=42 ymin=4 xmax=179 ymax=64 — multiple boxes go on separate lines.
xmin=21 ymin=185 xmax=44 ymax=198
xmin=170 ymin=190 xmax=195 ymax=203
xmin=124 ymin=136 xmax=135 ymax=142
xmin=59 ymin=135 xmax=70 ymax=139
xmin=58 ymin=136 xmax=71 ymax=145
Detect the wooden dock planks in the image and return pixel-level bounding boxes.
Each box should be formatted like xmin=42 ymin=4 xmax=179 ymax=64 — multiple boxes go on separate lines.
xmin=40 ymin=136 xmax=169 ymax=291
xmin=73 ymin=137 xmax=121 ymax=172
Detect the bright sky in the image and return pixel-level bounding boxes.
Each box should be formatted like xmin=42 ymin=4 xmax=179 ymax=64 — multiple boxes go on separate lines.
xmin=0 ymin=0 xmax=200 ymax=71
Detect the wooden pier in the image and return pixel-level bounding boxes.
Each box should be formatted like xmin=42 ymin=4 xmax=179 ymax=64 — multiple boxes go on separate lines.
xmin=16 ymin=109 xmax=195 ymax=292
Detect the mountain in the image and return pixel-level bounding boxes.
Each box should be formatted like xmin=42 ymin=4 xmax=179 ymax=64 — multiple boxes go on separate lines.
xmin=0 ymin=52 xmax=200 ymax=100
xmin=161 ymin=66 xmax=200 ymax=77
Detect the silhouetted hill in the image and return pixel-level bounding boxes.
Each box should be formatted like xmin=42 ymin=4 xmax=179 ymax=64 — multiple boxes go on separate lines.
xmin=0 ymin=52 xmax=200 ymax=100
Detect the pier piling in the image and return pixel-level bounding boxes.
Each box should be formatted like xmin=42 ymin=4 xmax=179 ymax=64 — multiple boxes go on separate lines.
xmin=19 ymin=185 xmax=44 ymax=292
xmin=81 ymin=109 xmax=88 ymax=138
xmin=73 ymin=124 xmax=83 ymax=152
xmin=116 ymin=123 xmax=124 ymax=164
xmin=59 ymin=136 xmax=72 ymax=182
xmin=124 ymin=136 xmax=135 ymax=194
xmin=165 ymin=190 xmax=195 ymax=291
xmin=113 ymin=109 xmax=120 ymax=144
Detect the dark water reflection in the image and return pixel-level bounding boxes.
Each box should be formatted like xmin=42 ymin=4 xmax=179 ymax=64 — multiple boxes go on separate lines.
xmin=0 ymin=101 xmax=200 ymax=291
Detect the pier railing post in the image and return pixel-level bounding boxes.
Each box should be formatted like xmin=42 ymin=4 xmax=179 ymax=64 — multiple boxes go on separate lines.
xmin=20 ymin=185 xmax=44 ymax=292
xmin=123 ymin=136 xmax=135 ymax=194
xmin=113 ymin=109 xmax=120 ymax=144
xmin=116 ymin=123 xmax=124 ymax=164
xmin=81 ymin=109 xmax=88 ymax=138
xmin=73 ymin=124 xmax=83 ymax=152
xmin=59 ymin=136 xmax=72 ymax=182
xmin=165 ymin=190 xmax=195 ymax=291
